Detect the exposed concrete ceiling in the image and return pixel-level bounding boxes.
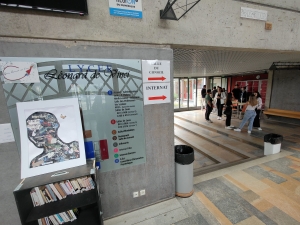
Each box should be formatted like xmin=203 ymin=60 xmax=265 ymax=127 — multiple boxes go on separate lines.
xmin=173 ymin=48 xmax=300 ymax=77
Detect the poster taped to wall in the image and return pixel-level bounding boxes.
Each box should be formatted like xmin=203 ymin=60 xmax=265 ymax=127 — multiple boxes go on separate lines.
xmin=16 ymin=98 xmax=86 ymax=178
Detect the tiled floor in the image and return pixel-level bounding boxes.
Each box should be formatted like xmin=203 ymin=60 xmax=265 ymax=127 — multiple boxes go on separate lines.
xmin=105 ymin=112 xmax=300 ymax=225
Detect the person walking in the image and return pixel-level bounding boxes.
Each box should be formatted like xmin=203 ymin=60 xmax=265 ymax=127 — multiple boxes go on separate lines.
xmin=214 ymin=87 xmax=226 ymax=120
xmin=253 ymin=91 xmax=262 ymax=130
xmin=200 ymin=85 xmax=206 ymax=110
xmin=205 ymin=89 xmax=213 ymax=123
xmin=234 ymin=94 xmax=258 ymax=134
xmin=224 ymin=93 xmax=235 ymax=129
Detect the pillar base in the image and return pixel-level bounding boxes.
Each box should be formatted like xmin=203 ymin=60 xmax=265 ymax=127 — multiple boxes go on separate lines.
xmin=175 ymin=189 xmax=194 ymax=198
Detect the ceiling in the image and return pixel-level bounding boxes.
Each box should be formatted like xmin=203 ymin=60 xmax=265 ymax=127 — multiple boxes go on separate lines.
xmin=173 ymin=48 xmax=300 ymax=77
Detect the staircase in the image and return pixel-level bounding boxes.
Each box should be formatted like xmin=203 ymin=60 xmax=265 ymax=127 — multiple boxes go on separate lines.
xmin=174 ymin=111 xmax=265 ymax=176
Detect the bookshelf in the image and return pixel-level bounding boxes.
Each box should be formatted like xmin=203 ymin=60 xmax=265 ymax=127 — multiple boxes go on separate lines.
xmin=13 ymin=160 xmax=103 ymax=225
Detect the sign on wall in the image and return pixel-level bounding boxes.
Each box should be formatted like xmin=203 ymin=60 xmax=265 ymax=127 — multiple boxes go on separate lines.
xmin=109 ymin=0 xmax=143 ymax=19
xmin=1 ymin=57 xmax=146 ymax=173
xmin=142 ymin=60 xmax=171 ymax=105
xmin=241 ymin=7 xmax=268 ymax=21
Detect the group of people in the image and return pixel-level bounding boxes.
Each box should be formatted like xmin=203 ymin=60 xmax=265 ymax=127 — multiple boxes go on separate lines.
xmin=201 ymin=84 xmax=263 ymax=134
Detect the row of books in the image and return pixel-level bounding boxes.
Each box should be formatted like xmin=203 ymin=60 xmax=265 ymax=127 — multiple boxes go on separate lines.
xmin=37 ymin=209 xmax=79 ymax=225
xmin=30 ymin=176 xmax=95 ymax=206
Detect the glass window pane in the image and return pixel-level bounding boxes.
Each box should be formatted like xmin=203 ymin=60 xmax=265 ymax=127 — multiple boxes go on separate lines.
xmin=180 ymin=79 xmax=188 ymax=108
xmin=189 ymin=79 xmax=196 ymax=108
xmin=174 ymin=79 xmax=179 ymax=109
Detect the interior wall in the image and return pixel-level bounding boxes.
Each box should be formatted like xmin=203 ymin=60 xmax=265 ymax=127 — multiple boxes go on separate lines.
xmin=0 ymin=39 xmax=174 ymax=221
xmin=1 ymin=0 xmax=300 ymax=51
xmin=270 ymin=70 xmax=300 ymax=111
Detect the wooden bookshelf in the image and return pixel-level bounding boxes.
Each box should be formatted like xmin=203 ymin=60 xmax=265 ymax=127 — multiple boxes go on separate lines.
xmin=13 ymin=160 xmax=103 ymax=225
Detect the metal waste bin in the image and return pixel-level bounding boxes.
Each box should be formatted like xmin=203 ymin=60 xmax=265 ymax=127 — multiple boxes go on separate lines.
xmin=264 ymin=133 xmax=283 ymax=155
xmin=175 ymin=145 xmax=194 ymax=197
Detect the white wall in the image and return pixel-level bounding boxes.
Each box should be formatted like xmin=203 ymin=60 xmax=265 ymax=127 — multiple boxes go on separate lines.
xmin=0 ymin=0 xmax=300 ymax=51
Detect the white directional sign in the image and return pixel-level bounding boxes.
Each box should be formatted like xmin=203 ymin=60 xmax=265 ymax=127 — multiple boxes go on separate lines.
xmin=142 ymin=60 xmax=171 ymax=105
xmin=142 ymin=60 xmax=170 ymax=83
xmin=143 ymin=83 xmax=171 ymax=105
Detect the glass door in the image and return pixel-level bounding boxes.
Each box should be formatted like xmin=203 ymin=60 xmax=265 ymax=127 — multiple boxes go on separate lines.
xmin=189 ymin=78 xmax=197 ymax=108
xmin=174 ymin=78 xmax=179 ymax=109
xmin=180 ymin=79 xmax=188 ymax=109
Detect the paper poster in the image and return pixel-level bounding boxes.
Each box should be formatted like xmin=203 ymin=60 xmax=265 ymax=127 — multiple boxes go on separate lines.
xmin=0 ymin=123 xmax=15 ymax=144
xmin=17 ymin=98 xmax=86 ymax=178
xmin=0 ymin=61 xmax=40 ymax=83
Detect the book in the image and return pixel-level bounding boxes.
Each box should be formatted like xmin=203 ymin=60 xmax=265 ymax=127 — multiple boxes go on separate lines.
xmin=66 ymin=210 xmax=75 ymax=221
xmin=45 ymin=185 xmax=57 ymax=201
xmin=48 ymin=215 xmax=59 ymax=225
xmin=60 ymin=212 xmax=70 ymax=222
xmin=65 ymin=180 xmax=76 ymax=194
xmin=31 ymin=190 xmax=40 ymax=206
xmin=59 ymin=182 xmax=71 ymax=195
xmin=41 ymin=218 xmax=47 ymax=225
xmin=88 ymin=177 xmax=95 ymax=189
xmin=69 ymin=209 xmax=77 ymax=220
xmin=54 ymin=183 xmax=67 ymax=199
xmin=39 ymin=189 xmax=48 ymax=203
xmin=49 ymin=183 xmax=63 ymax=200
xmin=34 ymin=187 xmax=45 ymax=205
xmin=53 ymin=214 xmax=63 ymax=224
xmin=44 ymin=217 xmax=50 ymax=225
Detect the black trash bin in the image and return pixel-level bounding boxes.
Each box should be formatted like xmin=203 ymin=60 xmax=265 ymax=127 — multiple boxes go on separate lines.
xmin=175 ymin=145 xmax=194 ymax=197
xmin=264 ymin=133 xmax=283 ymax=155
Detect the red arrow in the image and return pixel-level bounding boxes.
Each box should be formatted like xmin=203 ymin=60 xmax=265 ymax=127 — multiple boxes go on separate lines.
xmin=148 ymin=95 xmax=167 ymax=101
xmin=148 ymin=76 xmax=166 ymax=81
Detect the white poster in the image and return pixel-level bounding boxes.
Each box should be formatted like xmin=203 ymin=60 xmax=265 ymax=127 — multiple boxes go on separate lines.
xmin=17 ymin=98 xmax=86 ymax=178
xmin=0 ymin=123 xmax=15 ymax=144
xmin=109 ymin=0 xmax=143 ymax=19
xmin=0 ymin=61 xmax=40 ymax=84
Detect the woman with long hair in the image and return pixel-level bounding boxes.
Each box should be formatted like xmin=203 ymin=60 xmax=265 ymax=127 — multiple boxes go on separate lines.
xmin=214 ymin=87 xmax=226 ymax=120
xmin=224 ymin=93 xmax=235 ymax=129
xmin=253 ymin=91 xmax=262 ymax=130
xmin=234 ymin=94 xmax=258 ymax=134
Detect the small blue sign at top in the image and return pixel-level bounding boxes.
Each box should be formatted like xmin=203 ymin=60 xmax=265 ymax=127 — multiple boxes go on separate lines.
xmin=107 ymin=90 xmax=113 ymax=95
xmin=109 ymin=0 xmax=143 ymax=19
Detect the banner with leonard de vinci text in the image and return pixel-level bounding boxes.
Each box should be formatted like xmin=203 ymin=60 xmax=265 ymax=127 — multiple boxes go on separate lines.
xmin=0 ymin=57 xmax=146 ymax=173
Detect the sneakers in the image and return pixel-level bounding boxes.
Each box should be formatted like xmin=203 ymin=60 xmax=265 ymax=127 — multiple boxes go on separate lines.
xmin=234 ymin=128 xmax=241 ymax=132
xmin=225 ymin=126 xmax=232 ymax=129
xmin=217 ymin=117 xmax=221 ymax=120
xmin=257 ymin=127 xmax=262 ymax=131
xmin=248 ymin=131 xmax=251 ymax=134
xmin=208 ymin=119 xmax=213 ymax=123
xmin=230 ymin=125 xmax=235 ymax=128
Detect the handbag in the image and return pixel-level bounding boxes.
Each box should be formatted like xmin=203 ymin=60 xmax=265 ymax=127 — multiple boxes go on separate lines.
xmin=223 ymin=106 xmax=231 ymax=115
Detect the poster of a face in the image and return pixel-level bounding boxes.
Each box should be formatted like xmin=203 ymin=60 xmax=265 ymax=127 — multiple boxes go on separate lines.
xmin=17 ymin=98 xmax=86 ymax=178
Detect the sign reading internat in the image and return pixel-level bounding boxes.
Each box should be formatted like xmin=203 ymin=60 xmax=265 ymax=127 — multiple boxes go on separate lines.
xmin=109 ymin=0 xmax=143 ymax=19
xmin=142 ymin=60 xmax=171 ymax=105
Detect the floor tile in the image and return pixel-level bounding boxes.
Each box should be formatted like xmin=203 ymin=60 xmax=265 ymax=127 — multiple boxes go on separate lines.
xmin=236 ymin=216 xmax=266 ymax=225
xmin=264 ymin=207 xmax=300 ymax=225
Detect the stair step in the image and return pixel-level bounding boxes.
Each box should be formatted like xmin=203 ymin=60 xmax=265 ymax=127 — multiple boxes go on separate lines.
xmin=175 ymin=113 xmax=264 ymax=149
xmin=175 ymin=118 xmax=261 ymax=158
xmin=174 ymin=126 xmax=243 ymax=163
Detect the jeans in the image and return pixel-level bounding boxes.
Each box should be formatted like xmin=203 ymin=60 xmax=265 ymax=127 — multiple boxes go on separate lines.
xmin=253 ymin=109 xmax=261 ymax=127
xmin=239 ymin=110 xmax=256 ymax=131
xmin=205 ymin=104 xmax=212 ymax=120
xmin=226 ymin=112 xmax=232 ymax=126
xmin=200 ymin=98 xmax=206 ymax=109
xmin=217 ymin=103 xmax=224 ymax=117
